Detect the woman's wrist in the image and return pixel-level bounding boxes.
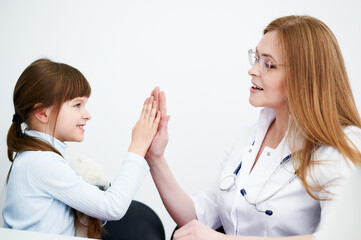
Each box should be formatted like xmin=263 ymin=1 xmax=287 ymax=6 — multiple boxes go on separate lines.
xmin=146 ymin=154 xmax=166 ymax=168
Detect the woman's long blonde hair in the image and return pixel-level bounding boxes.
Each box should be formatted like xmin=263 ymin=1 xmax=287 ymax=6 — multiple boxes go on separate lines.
xmin=264 ymin=15 xmax=361 ymax=199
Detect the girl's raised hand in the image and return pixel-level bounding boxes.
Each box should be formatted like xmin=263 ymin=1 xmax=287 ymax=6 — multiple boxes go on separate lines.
xmin=128 ymin=96 xmax=161 ymax=157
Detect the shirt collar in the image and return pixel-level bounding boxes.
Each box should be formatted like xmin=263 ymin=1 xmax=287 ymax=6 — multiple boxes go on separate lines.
xmin=253 ymin=108 xmax=276 ymax=146
xmin=24 ymin=129 xmax=67 ymax=157
xmin=254 ymin=108 xmax=293 ymax=158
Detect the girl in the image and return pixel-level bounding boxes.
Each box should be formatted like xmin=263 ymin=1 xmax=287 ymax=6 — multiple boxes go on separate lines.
xmin=146 ymin=15 xmax=361 ymax=240
xmin=2 ymin=58 xmax=161 ymax=237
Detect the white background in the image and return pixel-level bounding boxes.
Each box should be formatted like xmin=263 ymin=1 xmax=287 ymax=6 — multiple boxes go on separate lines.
xmin=1 ymin=0 xmax=361 ymax=239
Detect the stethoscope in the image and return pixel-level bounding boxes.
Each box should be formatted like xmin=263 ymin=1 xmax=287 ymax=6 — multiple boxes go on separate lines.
xmin=219 ymin=142 xmax=298 ymax=216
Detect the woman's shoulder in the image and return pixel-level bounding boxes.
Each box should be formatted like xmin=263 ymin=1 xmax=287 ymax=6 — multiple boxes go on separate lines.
xmin=315 ymin=126 xmax=361 ymax=158
xmin=343 ymin=125 xmax=361 ymax=147
xmin=225 ymin=122 xmax=257 ymax=156
xmin=310 ymin=126 xmax=361 ymax=186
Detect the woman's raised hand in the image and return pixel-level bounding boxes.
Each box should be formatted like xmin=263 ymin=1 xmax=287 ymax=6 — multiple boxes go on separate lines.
xmin=128 ymin=96 xmax=161 ymax=157
xmin=145 ymin=87 xmax=170 ymax=164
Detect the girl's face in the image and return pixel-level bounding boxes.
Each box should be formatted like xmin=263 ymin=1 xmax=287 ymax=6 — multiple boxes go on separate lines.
xmin=248 ymin=31 xmax=287 ymax=112
xmin=54 ymin=97 xmax=91 ymax=142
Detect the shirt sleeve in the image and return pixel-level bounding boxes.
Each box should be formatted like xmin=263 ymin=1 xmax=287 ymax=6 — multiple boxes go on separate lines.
xmin=28 ymin=151 xmax=149 ymax=221
xmin=191 ymin=124 xmax=256 ymax=230
xmin=314 ymin=168 xmax=361 ymax=240
xmin=191 ymin=149 xmax=228 ymax=230
xmin=310 ymin=126 xmax=361 ymax=226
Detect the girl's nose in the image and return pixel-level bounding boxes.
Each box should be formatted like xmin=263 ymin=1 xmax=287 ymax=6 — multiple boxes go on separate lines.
xmin=83 ymin=109 xmax=91 ymax=120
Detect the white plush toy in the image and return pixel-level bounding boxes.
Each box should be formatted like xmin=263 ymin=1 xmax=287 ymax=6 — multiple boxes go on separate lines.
xmin=68 ymin=155 xmax=111 ymax=238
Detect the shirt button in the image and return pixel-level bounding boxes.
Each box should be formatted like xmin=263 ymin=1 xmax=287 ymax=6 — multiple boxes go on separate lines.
xmin=267 ymin=152 xmax=271 ymax=156
xmin=249 ymin=149 xmax=252 ymax=153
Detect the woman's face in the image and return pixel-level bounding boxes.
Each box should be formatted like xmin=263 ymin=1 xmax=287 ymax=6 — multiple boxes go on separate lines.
xmin=248 ymin=31 xmax=287 ymax=112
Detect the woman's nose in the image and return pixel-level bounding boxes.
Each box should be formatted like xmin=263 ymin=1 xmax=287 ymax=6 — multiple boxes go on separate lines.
xmin=248 ymin=62 xmax=261 ymax=77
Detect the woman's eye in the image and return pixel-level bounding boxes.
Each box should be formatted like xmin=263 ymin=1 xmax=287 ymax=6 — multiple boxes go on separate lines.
xmin=75 ymin=103 xmax=81 ymax=108
xmin=265 ymin=60 xmax=276 ymax=69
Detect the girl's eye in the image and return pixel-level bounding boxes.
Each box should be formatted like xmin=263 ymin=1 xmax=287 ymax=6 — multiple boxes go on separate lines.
xmin=75 ymin=103 xmax=81 ymax=108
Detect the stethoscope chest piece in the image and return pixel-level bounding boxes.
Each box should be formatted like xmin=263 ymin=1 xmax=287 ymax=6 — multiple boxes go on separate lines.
xmin=220 ymin=174 xmax=237 ymax=191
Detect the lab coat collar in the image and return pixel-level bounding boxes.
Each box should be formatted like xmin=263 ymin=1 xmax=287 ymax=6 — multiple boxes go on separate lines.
xmin=252 ymin=108 xmax=292 ymax=158
xmin=253 ymin=108 xmax=276 ymax=148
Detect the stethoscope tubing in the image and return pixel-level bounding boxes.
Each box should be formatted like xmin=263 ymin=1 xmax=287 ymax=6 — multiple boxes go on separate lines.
xmin=219 ymin=150 xmax=297 ymax=216
xmin=219 ymin=139 xmax=299 ymax=216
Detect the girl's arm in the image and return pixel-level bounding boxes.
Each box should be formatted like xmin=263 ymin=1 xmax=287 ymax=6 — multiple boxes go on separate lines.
xmin=146 ymin=87 xmax=197 ymax=226
xmin=29 ymin=97 xmax=161 ymax=221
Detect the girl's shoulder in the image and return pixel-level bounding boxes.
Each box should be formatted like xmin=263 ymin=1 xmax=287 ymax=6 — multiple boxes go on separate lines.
xmin=16 ymin=150 xmax=66 ymax=170
xmin=9 ymin=150 xmax=67 ymax=187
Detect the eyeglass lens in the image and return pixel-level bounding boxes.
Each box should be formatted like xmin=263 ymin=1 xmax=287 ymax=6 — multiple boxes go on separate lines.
xmin=248 ymin=49 xmax=269 ymax=73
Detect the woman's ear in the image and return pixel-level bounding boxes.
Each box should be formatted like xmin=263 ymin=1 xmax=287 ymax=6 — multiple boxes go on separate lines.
xmin=33 ymin=103 xmax=52 ymax=124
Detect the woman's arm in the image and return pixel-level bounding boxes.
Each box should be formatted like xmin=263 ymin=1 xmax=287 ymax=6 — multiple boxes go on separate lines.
xmin=146 ymin=87 xmax=197 ymax=226
xmin=173 ymin=220 xmax=313 ymax=240
xmin=149 ymin=156 xmax=197 ymax=226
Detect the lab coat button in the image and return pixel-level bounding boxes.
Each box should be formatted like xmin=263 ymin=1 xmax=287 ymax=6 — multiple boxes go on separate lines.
xmin=267 ymin=152 xmax=271 ymax=156
xmin=249 ymin=149 xmax=252 ymax=153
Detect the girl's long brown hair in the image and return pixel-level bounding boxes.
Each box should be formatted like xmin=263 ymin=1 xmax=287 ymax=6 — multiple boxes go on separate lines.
xmin=7 ymin=59 xmax=101 ymax=238
xmin=7 ymin=58 xmax=91 ymax=162
xmin=264 ymin=16 xmax=361 ymax=199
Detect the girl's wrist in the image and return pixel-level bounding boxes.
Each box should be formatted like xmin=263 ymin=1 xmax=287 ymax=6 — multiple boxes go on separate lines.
xmin=128 ymin=144 xmax=146 ymax=158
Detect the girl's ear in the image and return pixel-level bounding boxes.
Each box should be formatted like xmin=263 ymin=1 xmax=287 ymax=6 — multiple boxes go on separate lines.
xmin=33 ymin=103 xmax=52 ymax=124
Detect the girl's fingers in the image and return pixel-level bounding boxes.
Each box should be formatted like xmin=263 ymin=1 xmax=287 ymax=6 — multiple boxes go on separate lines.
xmin=141 ymin=96 xmax=154 ymax=121
xmin=148 ymin=100 xmax=157 ymax=125
xmin=146 ymin=96 xmax=154 ymax=117
xmin=143 ymin=96 xmax=154 ymax=122
xmin=140 ymin=97 xmax=150 ymax=120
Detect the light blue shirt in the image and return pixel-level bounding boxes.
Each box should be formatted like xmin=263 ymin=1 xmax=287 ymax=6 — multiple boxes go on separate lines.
xmin=2 ymin=130 xmax=149 ymax=236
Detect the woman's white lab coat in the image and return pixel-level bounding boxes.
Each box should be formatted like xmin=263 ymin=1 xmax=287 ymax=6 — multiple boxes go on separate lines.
xmin=192 ymin=108 xmax=361 ymax=237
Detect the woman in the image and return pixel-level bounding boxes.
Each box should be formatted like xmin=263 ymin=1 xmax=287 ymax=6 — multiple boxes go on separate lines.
xmin=146 ymin=15 xmax=361 ymax=239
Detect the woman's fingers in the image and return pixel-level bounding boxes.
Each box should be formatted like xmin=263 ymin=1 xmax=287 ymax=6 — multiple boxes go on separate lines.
xmin=159 ymin=91 xmax=167 ymax=116
xmin=151 ymin=86 xmax=161 ymax=112
xmin=153 ymin=111 xmax=161 ymax=129
xmin=172 ymin=220 xmax=220 ymax=240
xmin=173 ymin=225 xmax=191 ymax=239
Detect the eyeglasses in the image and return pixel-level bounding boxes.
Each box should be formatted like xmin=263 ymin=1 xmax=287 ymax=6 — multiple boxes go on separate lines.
xmin=248 ymin=49 xmax=284 ymax=73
